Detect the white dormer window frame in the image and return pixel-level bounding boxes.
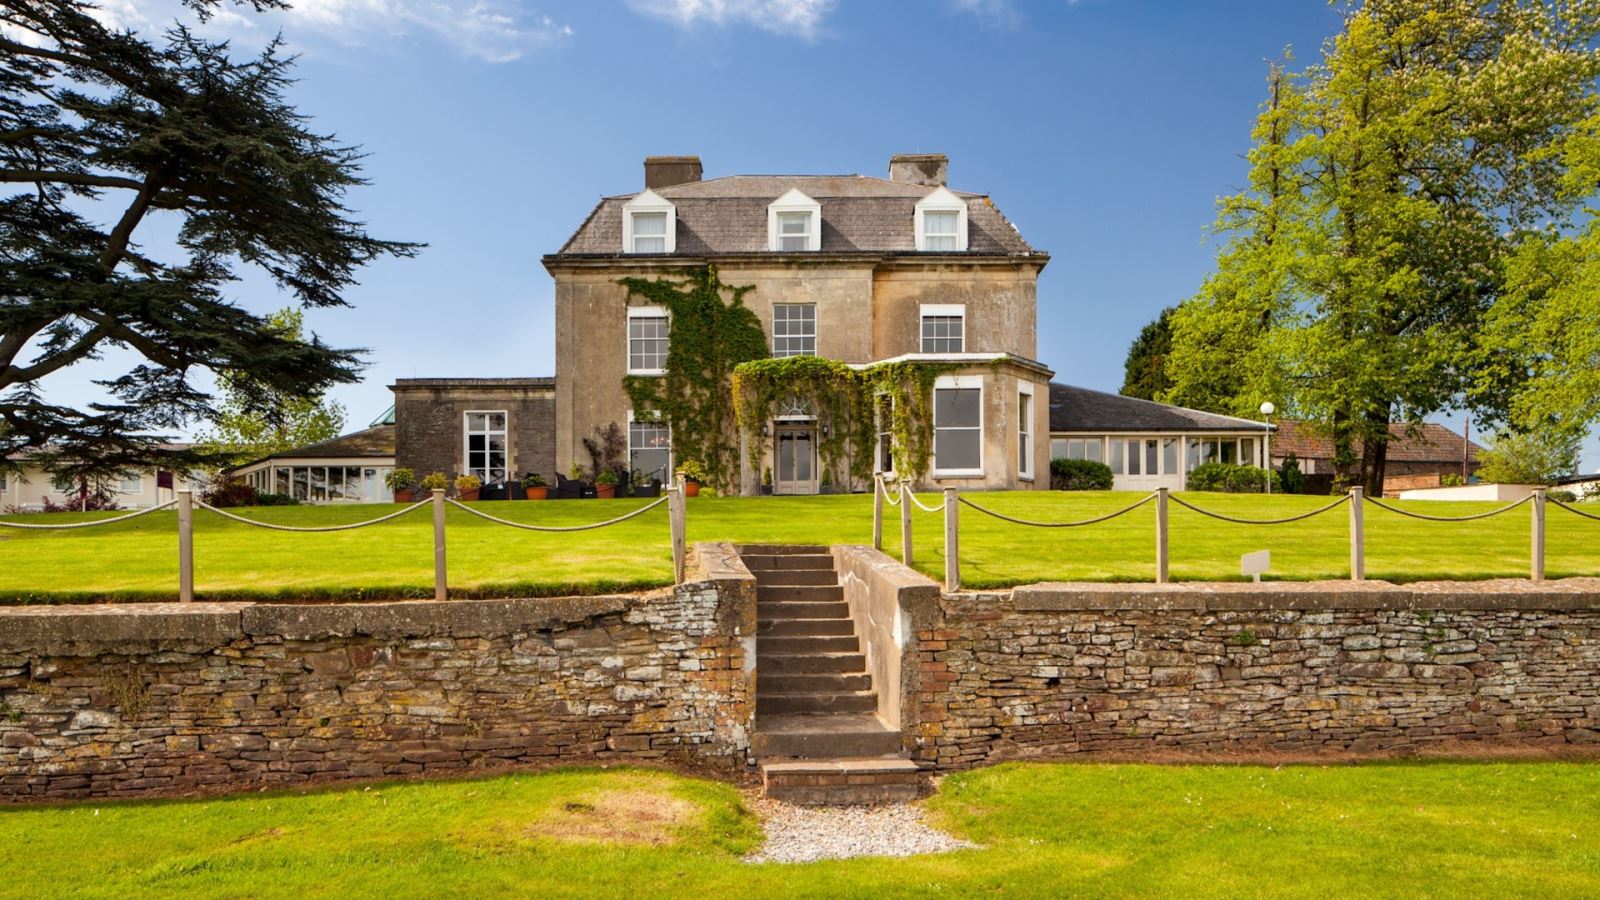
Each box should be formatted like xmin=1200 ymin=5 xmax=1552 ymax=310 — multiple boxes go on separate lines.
xmin=767 ymin=188 xmax=822 ymax=252
xmin=914 ymin=187 xmax=969 ymax=252
xmin=623 ymin=189 xmax=676 ymax=254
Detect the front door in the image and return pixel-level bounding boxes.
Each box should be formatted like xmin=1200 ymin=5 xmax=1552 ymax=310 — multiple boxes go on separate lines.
xmin=774 ymin=424 xmax=817 ymax=494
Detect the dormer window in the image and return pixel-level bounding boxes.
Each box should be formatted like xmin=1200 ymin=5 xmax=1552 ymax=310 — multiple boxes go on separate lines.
xmin=768 ymin=189 xmax=822 ymax=252
xmin=914 ymin=187 xmax=968 ymax=252
xmin=623 ymin=189 xmax=676 ymax=254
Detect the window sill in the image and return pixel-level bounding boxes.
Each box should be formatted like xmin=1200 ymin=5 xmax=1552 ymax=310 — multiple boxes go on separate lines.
xmin=933 ymin=469 xmax=985 ymax=479
xmin=627 ymin=369 xmax=666 ymax=377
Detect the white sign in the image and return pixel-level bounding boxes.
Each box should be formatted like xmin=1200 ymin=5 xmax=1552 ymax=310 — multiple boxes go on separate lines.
xmin=1241 ymin=549 xmax=1271 ymax=583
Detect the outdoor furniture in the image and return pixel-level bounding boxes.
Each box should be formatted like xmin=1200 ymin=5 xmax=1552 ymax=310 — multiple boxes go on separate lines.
xmin=553 ymin=473 xmax=584 ymax=500
xmin=479 ymin=481 xmax=509 ymax=501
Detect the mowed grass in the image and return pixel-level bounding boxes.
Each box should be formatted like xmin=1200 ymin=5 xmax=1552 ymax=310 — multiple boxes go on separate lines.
xmin=1 ymin=491 xmax=1597 ymax=602
xmin=2 ymin=761 xmax=1599 ymax=898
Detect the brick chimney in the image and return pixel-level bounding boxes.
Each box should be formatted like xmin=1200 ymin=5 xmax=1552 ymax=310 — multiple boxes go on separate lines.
xmin=644 ymin=156 xmax=702 ymax=190
xmin=888 ymin=153 xmax=948 ymax=187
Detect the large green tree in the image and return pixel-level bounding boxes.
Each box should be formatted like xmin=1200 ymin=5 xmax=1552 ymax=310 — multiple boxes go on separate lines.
xmin=1119 ymin=306 xmax=1176 ymax=402
xmin=1476 ymin=429 xmax=1581 ymax=484
xmin=194 ymin=308 xmax=347 ymax=466
xmin=1165 ymin=0 xmax=1600 ymax=493
xmin=0 ymin=0 xmax=416 ymax=480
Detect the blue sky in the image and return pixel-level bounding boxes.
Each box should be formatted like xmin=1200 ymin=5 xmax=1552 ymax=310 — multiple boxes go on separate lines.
xmin=57 ymin=0 xmax=1600 ymax=470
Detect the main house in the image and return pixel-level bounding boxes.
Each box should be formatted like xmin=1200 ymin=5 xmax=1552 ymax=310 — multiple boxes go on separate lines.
xmin=238 ymin=154 xmax=1280 ymax=499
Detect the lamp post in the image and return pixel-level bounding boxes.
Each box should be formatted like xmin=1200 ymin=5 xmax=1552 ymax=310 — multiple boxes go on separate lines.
xmin=1260 ymin=401 xmax=1277 ymax=495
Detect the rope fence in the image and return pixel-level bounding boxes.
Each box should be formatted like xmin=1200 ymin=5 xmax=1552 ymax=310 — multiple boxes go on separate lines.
xmin=3 ymin=485 xmax=689 ymax=602
xmin=875 ymin=482 xmax=1578 ymax=592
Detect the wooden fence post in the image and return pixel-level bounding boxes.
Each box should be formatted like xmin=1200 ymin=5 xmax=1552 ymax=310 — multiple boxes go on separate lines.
xmin=1155 ymin=487 xmax=1169 ymax=584
xmin=1348 ymin=485 xmax=1365 ymax=582
xmin=669 ymin=483 xmax=687 ymax=584
xmin=177 ymin=488 xmax=194 ymax=602
xmin=872 ymin=477 xmax=884 ymax=551
xmin=944 ymin=487 xmax=959 ymax=593
xmin=431 ymin=488 xmax=448 ymax=601
xmin=900 ymin=482 xmax=913 ymax=567
xmin=1531 ymin=487 xmax=1546 ymax=582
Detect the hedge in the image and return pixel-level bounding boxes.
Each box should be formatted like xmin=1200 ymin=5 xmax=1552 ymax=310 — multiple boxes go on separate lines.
xmin=1050 ymin=458 xmax=1114 ymax=491
xmin=1186 ymin=462 xmax=1281 ymax=493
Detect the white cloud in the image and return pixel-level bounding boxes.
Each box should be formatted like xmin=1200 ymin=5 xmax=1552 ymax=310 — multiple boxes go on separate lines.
xmin=949 ymin=0 xmax=1022 ymax=30
xmin=102 ymin=0 xmax=573 ymax=63
xmin=628 ymin=0 xmax=836 ymax=40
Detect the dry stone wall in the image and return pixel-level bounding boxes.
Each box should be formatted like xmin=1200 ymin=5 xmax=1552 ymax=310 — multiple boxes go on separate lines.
xmin=0 ymin=577 xmax=755 ymax=803
xmin=914 ymin=580 xmax=1600 ymax=768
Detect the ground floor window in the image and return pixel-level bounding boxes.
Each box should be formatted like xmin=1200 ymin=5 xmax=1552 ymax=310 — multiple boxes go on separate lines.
xmin=1018 ymin=385 xmax=1034 ymax=479
xmin=1052 ymin=434 xmax=1265 ymax=478
xmin=628 ymin=416 xmax=671 ymax=482
xmin=1051 ymin=437 xmax=1104 ymax=462
xmin=875 ymin=394 xmax=894 ymax=474
xmin=465 ymin=411 xmax=508 ymax=483
xmin=263 ymin=465 xmax=390 ymax=502
xmin=933 ymin=375 xmax=983 ymax=476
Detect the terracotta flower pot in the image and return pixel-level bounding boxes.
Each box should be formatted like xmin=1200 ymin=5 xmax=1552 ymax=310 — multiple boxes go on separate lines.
xmin=595 ymin=484 xmax=616 ymax=499
xmin=394 ymin=488 xmax=416 ymax=503
xmin=683 ymin=480 xmax=700 ymax=498
xmin=525 ymin=486 xmax=548 ymax=500
xmin=458 ymin=488 xmax=480 ymax=501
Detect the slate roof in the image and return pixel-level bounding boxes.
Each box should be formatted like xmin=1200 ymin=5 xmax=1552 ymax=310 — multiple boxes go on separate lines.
xmin=1048 ymin=383 xmax=1273 ymax=433
xmin=232 ymin=425 xmax=396 ymax=469
xmin=1272 ymin=420 xmax=1482 ymax=464
xmin=551 ymin=175 xmax=1041 ymax=258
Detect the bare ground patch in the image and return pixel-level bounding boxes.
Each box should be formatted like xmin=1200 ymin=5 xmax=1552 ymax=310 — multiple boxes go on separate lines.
xmin=526 ymin=787 xmax=700 ymax=846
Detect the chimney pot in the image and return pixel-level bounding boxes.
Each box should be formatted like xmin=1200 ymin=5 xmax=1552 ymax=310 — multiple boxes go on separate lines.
xmin=888 ymin=153 xmax=948 ymax=187
xmin=644 ymin=156 xmax=702 ymax=190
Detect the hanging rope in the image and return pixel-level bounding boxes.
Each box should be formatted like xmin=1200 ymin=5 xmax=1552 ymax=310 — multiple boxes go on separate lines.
xmin=957 ymin=491 xmax=1158 ymax=528
xmin=0 ymin=499 xmax=177 ymax=530
xmin=1169 ymin=492 xmax=1349 ymax=525
xmin=198 ymin=498 xmax=431 ymax=532
xmin=1550 ymin=497 xmax=1600 ymax=522
xmin=902 ymin=484 xmax=947 ymax=514
xmin=874 ymin=475 xmax=902 ymax=507
xmin=445 ymin=495 xmax=669 ymax=532
xmin=1363 ymin=493 xmax=1532 ymax=522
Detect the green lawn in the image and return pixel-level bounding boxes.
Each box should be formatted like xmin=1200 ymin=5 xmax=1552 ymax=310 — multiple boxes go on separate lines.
xmin=1 ymin=491 xmax=1597 ymax=602
xmin=2 ymin=761 xmax=1597 ymax=898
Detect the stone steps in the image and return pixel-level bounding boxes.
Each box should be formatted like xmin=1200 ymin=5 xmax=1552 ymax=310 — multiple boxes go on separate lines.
xmin=757 ymin=585 xmax=845 ymax=604
xmin=760 ymin=757 xmax=923 ymax=805
xmin=761 ymin=672 xmax=872 ymax=693
xmin=758 ymin=617 xmax=855 ymax=637
xmin=758 ymin=600 xmax=849 ymax=620
xmin=758 ymin=634 xmax=860 ymax=654
xmin=750 ymin=712 xmax=904 ymax=758
xmin=761 ymin=651 xmax=868 ymax=674
xmin=757 ymin=689 xmax=878 ymax=716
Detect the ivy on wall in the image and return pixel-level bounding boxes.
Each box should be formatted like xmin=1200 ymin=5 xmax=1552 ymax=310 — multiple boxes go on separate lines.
xmin=621 ymin=266 xmax=767 ymax=492
xmin=732 ymin=356 xmax=958 ymax=483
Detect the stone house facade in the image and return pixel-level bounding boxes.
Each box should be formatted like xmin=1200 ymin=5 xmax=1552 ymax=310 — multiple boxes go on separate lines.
xmin=541 ymin=153 xmax=1054 ymax=493
xmin=390 ymin=378 xmax=556 ymax=486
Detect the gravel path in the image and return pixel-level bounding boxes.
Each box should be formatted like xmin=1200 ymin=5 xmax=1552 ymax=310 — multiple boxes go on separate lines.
xmin=744 ymin=796 xmax=977 ymax=864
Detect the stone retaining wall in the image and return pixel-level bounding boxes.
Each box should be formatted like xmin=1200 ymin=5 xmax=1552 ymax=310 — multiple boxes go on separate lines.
xmin=0 ymin=569 xmax=755 ymax=803
xmin=915 ymin=579 xmax=1600 ymax=768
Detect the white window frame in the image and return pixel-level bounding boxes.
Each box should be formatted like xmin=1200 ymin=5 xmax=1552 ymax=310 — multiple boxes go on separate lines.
xmin=914 ymin=186 xmax=969 ymax=252
xmin=627 ymin=410 xmax=673 ymax=483
xmin=874 ymin=392 xmax=896 ymax=477
xmin=771 ymin=302 xmax=817 ymax=357
xmin=767 ymin=188 xmax=822 ymax=252
xmin=622 ymin=189 xmax=676 ymax=254
xmin=627 ymin=305 xmax=669 ymax=376
xmin=463 ymin=410 xmax=509 ymax=484
xmin=117 ymin=473 xmax=142 ymax=493
xmin=920 ymin=303 xmax=966 ymax=353
xmin=932 ymin=374 xmax=985 ymax=478
xmin=1018 ymin=383 xmax=1035 ymax=481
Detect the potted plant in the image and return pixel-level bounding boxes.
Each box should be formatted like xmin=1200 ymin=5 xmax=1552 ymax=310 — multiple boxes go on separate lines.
xmin=386 ymin=467 xmax=417 ymax=503
xmin=419 ymin=471 xmax=450 ymax=495
xmin=677 ymin=459 xmax=705 ymax=498
xmin=454 ymin=473 xmax=482 ymax=501
xmin=819 ymin=468 xmax=835 ymax=495
xmin=760 ymin=467 xmax=773 ymax=496
xmin=523 ymin=473 xmax=548 ymax=500
xmin=594 ymin=468 xmax=618 ymax=500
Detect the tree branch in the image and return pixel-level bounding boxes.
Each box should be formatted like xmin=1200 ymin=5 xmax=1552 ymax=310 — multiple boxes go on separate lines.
xmin=0 ymin=170 xmax=146 ymax=191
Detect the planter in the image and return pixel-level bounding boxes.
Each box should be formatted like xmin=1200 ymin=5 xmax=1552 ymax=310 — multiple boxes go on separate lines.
xmin=394 ymin=488 xmax=417 ymax=503
xmin=480 ymin=484 xmax=510 ymax=502
xmin=683 ymin=480 xmax=701 ymax=498
xmin=458 ymin=488 xmax=480 ymax=502
xmin=760 ymin=485 xmax=773 ymax=496
xmin=595 ymin=484 xmax=616 ymax=500
xmin=525 ymin=486 xmax=548 ymax=500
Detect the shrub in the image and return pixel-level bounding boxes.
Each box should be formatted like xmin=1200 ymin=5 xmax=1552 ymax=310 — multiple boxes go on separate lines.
xmin=41 ymin=490 xmax=122 ymax=513
xmin=1278 ymin=453 xmax=1305 ymax=494
xmin=201 ymin=478 xmax=257 ymax=508
xmin=254 ymin=492 xmax=297 ymax=506
xmin=1188 ymin=462 xmax=1281 ymax=493
xmin=385 ymin=467 xmax=416 ymax=491
xmin=1050 ymin=458 xmax=1114 ymax=491
xmin=522 ymin=472 xmax=547 ymax=488
xmin=1548 ymin=489 xmax=1578 ymax=504
xmin=454 ymin=473 xmax=482 ymax=493
xmin=419 ymin=471 xmax=450 ymax=491
xmin=676 ymin=459 xmax=707 ymax=483
xmin=1440 ymin=472 xmax=1465 ymax=487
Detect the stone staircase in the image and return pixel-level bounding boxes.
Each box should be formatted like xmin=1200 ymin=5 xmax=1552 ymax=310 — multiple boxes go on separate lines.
xmin=742 ymin=544 xmax=922 ymax=805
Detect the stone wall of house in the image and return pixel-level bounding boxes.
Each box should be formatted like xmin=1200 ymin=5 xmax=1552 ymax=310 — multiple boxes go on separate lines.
xmin=391 ymin=379 xmax=557 ymax=485
xmin=912 ymin=580 xmax=1600 ymax=768
xmin=0 ymin=572 xmax=756 ymax=802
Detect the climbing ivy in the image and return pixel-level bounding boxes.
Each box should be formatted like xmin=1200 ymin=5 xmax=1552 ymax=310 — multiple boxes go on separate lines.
xmin=621 ymin=266 xmax=767 ymax=492
xmin=732 ymin=356 xmax=959 ymax=483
